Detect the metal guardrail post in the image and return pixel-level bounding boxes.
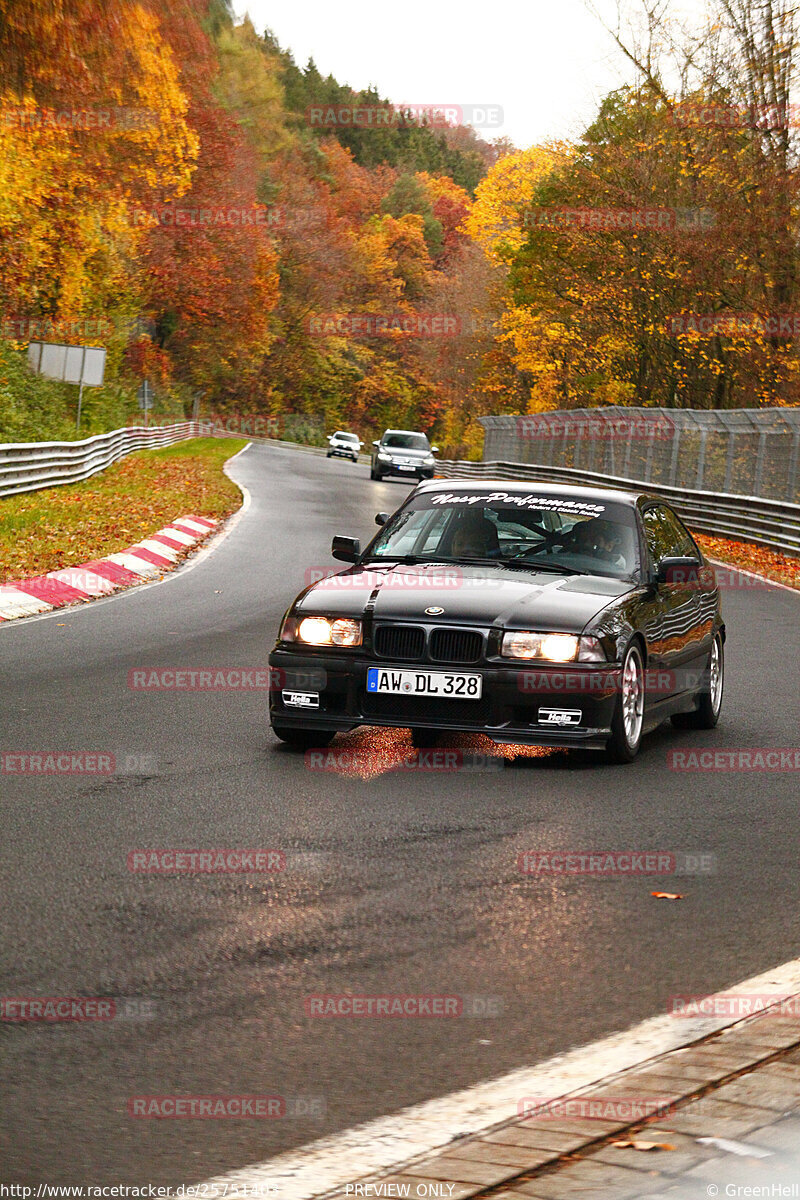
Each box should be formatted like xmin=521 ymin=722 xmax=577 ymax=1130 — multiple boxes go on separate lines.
xmin=753 ymin=430 xmax=768 ymax=497
xmin=724 ymin=433 xmax=736 ymax=493
xmin=669 ymin=426 xmax=682 ymax=486
xmin=695 ymin=428 xmax=708 ymax=490
xmin=789 ymin=431 xmax=800 ymax=502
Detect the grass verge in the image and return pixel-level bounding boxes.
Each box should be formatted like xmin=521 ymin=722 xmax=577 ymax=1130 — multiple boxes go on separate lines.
xmin=0 ymin=437 xmax=246 ymax=584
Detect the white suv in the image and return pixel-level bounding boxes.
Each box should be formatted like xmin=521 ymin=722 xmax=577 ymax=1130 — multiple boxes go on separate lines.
xmin=326 ymin=431 xmax=362 ymax=462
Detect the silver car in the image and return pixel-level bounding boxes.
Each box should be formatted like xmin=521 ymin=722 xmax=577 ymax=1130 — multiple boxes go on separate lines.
xmin=370 ymin=429 xmax=438 ymax=481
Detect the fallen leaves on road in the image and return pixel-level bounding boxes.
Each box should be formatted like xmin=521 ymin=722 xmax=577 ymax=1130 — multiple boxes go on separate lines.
xmin=695 ymin=533 xmax=800 ymax=591
xmin=651 ymin=891 xmax=684 ymax=900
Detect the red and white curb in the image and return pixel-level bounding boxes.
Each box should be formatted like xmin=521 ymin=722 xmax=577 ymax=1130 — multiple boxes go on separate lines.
xmin=0 ymin=516 xmax=217 ymax=623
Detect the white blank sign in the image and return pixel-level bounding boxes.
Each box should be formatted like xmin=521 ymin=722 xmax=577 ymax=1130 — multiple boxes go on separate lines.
xmin=28 ymin=341 xmax=106 ymax=386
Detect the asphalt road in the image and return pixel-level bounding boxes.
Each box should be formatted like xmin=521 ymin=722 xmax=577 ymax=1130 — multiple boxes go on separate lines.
xmin=2 ymin=441 xmax=800 ymax=1185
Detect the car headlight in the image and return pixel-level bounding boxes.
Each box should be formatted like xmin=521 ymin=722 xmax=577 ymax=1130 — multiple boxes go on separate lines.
xmin=377 ymin=451 xmax=391 ymax=461
xmin=295 ymin=616 xmax=362 ymax=647
xmin=501 ymin=632 xmax=606 ymax=662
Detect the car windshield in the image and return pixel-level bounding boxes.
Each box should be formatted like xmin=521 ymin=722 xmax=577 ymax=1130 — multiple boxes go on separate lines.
xmin=382 ymin=433 xmax=430 ymax=451
xmin=365 ymin=490 xmax=639 ymax=579
xmin=334 ymin=432 xmax=358 ymax=442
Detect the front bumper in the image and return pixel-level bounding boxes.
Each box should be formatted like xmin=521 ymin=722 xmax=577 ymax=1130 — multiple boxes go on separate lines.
xmin=329 ymin=447 xmax=358 ymax=459
xmin=375 ymin=461 xmax=434 ymax=479
xmin=269 ymin=648 xmax=621 ymax=749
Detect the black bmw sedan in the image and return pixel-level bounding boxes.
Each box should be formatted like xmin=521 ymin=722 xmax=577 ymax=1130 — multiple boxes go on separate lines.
xmin=269 ymin=481 xmax=725 ymax=762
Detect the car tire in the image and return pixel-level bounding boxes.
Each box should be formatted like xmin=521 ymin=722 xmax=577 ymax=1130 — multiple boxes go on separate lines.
xmin=671 ymin=632 xmax=724 ymax=730
xmin=605 ymin=642 xmax=645 ymax=763
xmin=410 ymin=727 xmax=440 ymax=749
xmin=271 ymin=724 xmax=335 ymax=750
xmin=370 ymin=466 xmax=382 ymax=481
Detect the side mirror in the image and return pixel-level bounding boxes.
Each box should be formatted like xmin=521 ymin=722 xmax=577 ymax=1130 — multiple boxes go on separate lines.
xmin=331 ymin=535 xmax=360 ymax=563
xmin=431 ymin=445 xmax=440 ymax=454
xmin=657 ymin=556 xmax=701 ymax=585
xmin=375 ymin=512 xmax=389 ymax=526
xmin=372 ymin=440 xmax=380 ymax=448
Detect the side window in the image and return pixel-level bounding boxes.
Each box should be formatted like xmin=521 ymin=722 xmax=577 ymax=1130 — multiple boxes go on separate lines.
xmin=642 ymin=505 xmax=697 ymax=564
xmin=662 ymin=507 xmax=699 ymax=558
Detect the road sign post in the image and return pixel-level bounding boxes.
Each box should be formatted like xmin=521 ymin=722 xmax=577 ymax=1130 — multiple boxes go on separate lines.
xmin=137 ymin=380 xmax=153 ymax=428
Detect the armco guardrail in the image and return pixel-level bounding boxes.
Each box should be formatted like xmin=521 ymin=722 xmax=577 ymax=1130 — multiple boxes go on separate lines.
xmin=0 ymin=422 xmax=202 ymax=498
xmin=435 ymin=459 xmax=800 ymax=556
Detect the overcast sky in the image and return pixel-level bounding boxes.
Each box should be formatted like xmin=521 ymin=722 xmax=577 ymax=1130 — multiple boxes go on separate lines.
xmin=239 ymin=0 xmax=641 ymax=149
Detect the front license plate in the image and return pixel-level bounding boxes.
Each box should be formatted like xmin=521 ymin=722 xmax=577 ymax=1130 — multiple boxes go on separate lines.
xmin=366 ymin=667 xmax=482 ymax=699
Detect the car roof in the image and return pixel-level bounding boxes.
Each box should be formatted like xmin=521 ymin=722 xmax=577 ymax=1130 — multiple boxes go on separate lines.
xmin=382 ymin=429 xmax=428 ymax=436
xmin=414 ymin=478 xmax=642 ymax=506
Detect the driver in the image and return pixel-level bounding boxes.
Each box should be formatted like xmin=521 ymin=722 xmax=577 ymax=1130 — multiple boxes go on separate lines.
xmin=591 ymin=519 xmax=625 ymax=566
xmin=450 ymin=513 xmax=500 ymax=559
xmin=565 ymin=518 xmax=624 ymax=566
xmin=566 ymin=519 xmax=598 ymax=556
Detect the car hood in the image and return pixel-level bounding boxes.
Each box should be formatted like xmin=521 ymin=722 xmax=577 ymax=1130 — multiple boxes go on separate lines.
xmin=378 ymin=446 xmax=431 ymax=458
xmin=295 ymin=562 xmax=636 ymax=634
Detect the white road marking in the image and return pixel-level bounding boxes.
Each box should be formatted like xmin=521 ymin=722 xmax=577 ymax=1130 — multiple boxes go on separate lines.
xmin=194 ymin=955 xmax=800 ymax=1200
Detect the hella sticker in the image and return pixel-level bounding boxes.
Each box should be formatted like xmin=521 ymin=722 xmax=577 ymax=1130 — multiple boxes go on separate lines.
xmin=538 ymin=707 xmax=582 ymax=726
xmin=283 ymin=691 xmax=320 ymax=709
